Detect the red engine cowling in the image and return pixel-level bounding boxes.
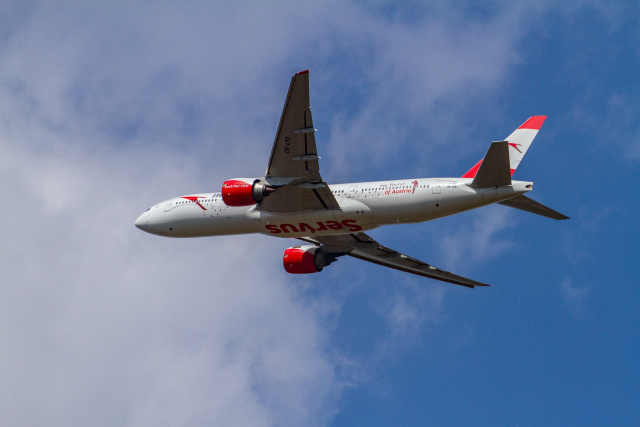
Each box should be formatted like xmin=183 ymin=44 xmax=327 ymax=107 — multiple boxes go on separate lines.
xmin=221 ymin=179 xmax=274 ymax=206
xmin=283 ymin=246 xmax=324 ymax=274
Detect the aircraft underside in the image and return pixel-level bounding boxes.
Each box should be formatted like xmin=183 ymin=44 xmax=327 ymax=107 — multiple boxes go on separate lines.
xmin=135 ymin=70 xmax=567 ymax=288
xmin=136 ymin=178 xmax=533 ymax=239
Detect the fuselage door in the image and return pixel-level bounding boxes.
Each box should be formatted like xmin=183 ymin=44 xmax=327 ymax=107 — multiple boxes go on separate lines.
xmin=431 ymin=181 xmax=442 ymax=194
xmin=164 ymin=200 xmax=174 ymax=212
xmin=432 ymin=181 xmax=442 ymax=194
xmin=347 ymin=185 xmax=359 ymax=199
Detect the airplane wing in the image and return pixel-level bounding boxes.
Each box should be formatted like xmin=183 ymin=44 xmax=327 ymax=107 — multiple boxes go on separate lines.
xmin=261 ymin=70 xmax=339 ymax=213
xmin=299 ymin=232 xmax=490 ymax=288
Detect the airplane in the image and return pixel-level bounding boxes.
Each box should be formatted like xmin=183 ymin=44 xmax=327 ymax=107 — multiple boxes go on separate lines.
xmin=135 ymin=70 xmax=568 ymax=288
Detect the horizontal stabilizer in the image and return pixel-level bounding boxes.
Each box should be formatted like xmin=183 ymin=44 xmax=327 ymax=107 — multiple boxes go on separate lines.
xmin=469 ymin=141 xmax=511 ymax=188
xmin=499 ymin=195 xmax=569 ymax=220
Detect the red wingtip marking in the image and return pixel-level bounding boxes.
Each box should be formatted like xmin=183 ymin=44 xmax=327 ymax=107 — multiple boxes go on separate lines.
xmin=519 ymin=116 xmax=547 ymax=130
xmin=295 ymin=69 xmax=309 ymax=75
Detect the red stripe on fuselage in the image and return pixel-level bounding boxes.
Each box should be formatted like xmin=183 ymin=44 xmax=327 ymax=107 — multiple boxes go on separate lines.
xmin=182 ymin=196 xmax=207 ymax=210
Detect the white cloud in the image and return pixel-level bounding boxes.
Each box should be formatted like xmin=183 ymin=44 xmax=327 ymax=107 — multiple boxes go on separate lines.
xmin=0 ymin=132 xmax=340 ymax=425
xmin=559 ymin=278 xmax=590 ymax=320
xmin=0 ymin=4 xmax=342 ymax=425
xmin=440 ymin=206 xmax=515 ymax=269
xmin=386 ymin=283 xmax=445 ymax=339
xmin=0 ymin=1 xmax=562 ymax=425
xmin=319 ymin=2 xmax=547 ymax=181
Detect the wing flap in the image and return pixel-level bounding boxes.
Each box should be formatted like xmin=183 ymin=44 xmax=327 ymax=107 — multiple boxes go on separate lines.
xmin=265 ymin=70 xmax=325 ymax=185
xmin=300 ymin=232 xmax=490 ymax=288
xmin=348 ymin=248 xmax=489 ymax=288
xmin=261 ymin=70 xmax=339 ymax=213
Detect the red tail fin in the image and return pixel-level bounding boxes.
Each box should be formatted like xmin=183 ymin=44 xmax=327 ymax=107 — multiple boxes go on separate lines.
xmin=462 ymin=116 xmax=546 ymax=178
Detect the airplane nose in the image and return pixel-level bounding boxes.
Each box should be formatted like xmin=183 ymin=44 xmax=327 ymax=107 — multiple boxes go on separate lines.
xmin=135 ymin=212 xmax=149 ymax=231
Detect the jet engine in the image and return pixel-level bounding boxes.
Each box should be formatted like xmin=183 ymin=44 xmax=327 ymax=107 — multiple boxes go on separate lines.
xmin=221 ymin=178 xmax=275 ymax=206
xmin=283 ymin=245 xmax=339 ymax=274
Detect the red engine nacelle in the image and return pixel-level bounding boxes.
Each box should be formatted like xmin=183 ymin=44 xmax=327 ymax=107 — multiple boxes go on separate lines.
xmin=283 ymin=246 xmax=323 ymax=274
xmin=283 ymin=245 xmax=339 ymax=274
xmin=221 ymin=178 xmax=274 ymax=207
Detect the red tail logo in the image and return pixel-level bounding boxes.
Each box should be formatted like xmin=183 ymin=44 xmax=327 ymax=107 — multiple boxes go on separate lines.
xmin=508 ymin=142 xmax=523 ymax=153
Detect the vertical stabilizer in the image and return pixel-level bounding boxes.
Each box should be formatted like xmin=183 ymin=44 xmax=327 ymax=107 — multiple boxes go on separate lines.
xmin=469 ymin=141 xmax=511 ymax=188
xmin=504 ymin=115 xmax=546 ymax=174
xmin=462 ymin=116 xmax=547 ymax=178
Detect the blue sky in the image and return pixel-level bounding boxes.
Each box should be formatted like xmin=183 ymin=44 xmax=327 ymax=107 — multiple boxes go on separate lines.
xmin=1 ymin=1 xmax=638 ymax=425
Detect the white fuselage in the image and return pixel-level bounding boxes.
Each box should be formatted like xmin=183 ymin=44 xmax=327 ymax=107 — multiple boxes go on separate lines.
xmin=135 ymin=178 xmax=532 ymax=238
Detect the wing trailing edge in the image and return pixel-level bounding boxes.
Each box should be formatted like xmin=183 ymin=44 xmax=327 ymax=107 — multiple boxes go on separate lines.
xmin=260 ymin=70 xmax=340 ymax=213
xmin=299 ymin=232 xmax=490 ymax=288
